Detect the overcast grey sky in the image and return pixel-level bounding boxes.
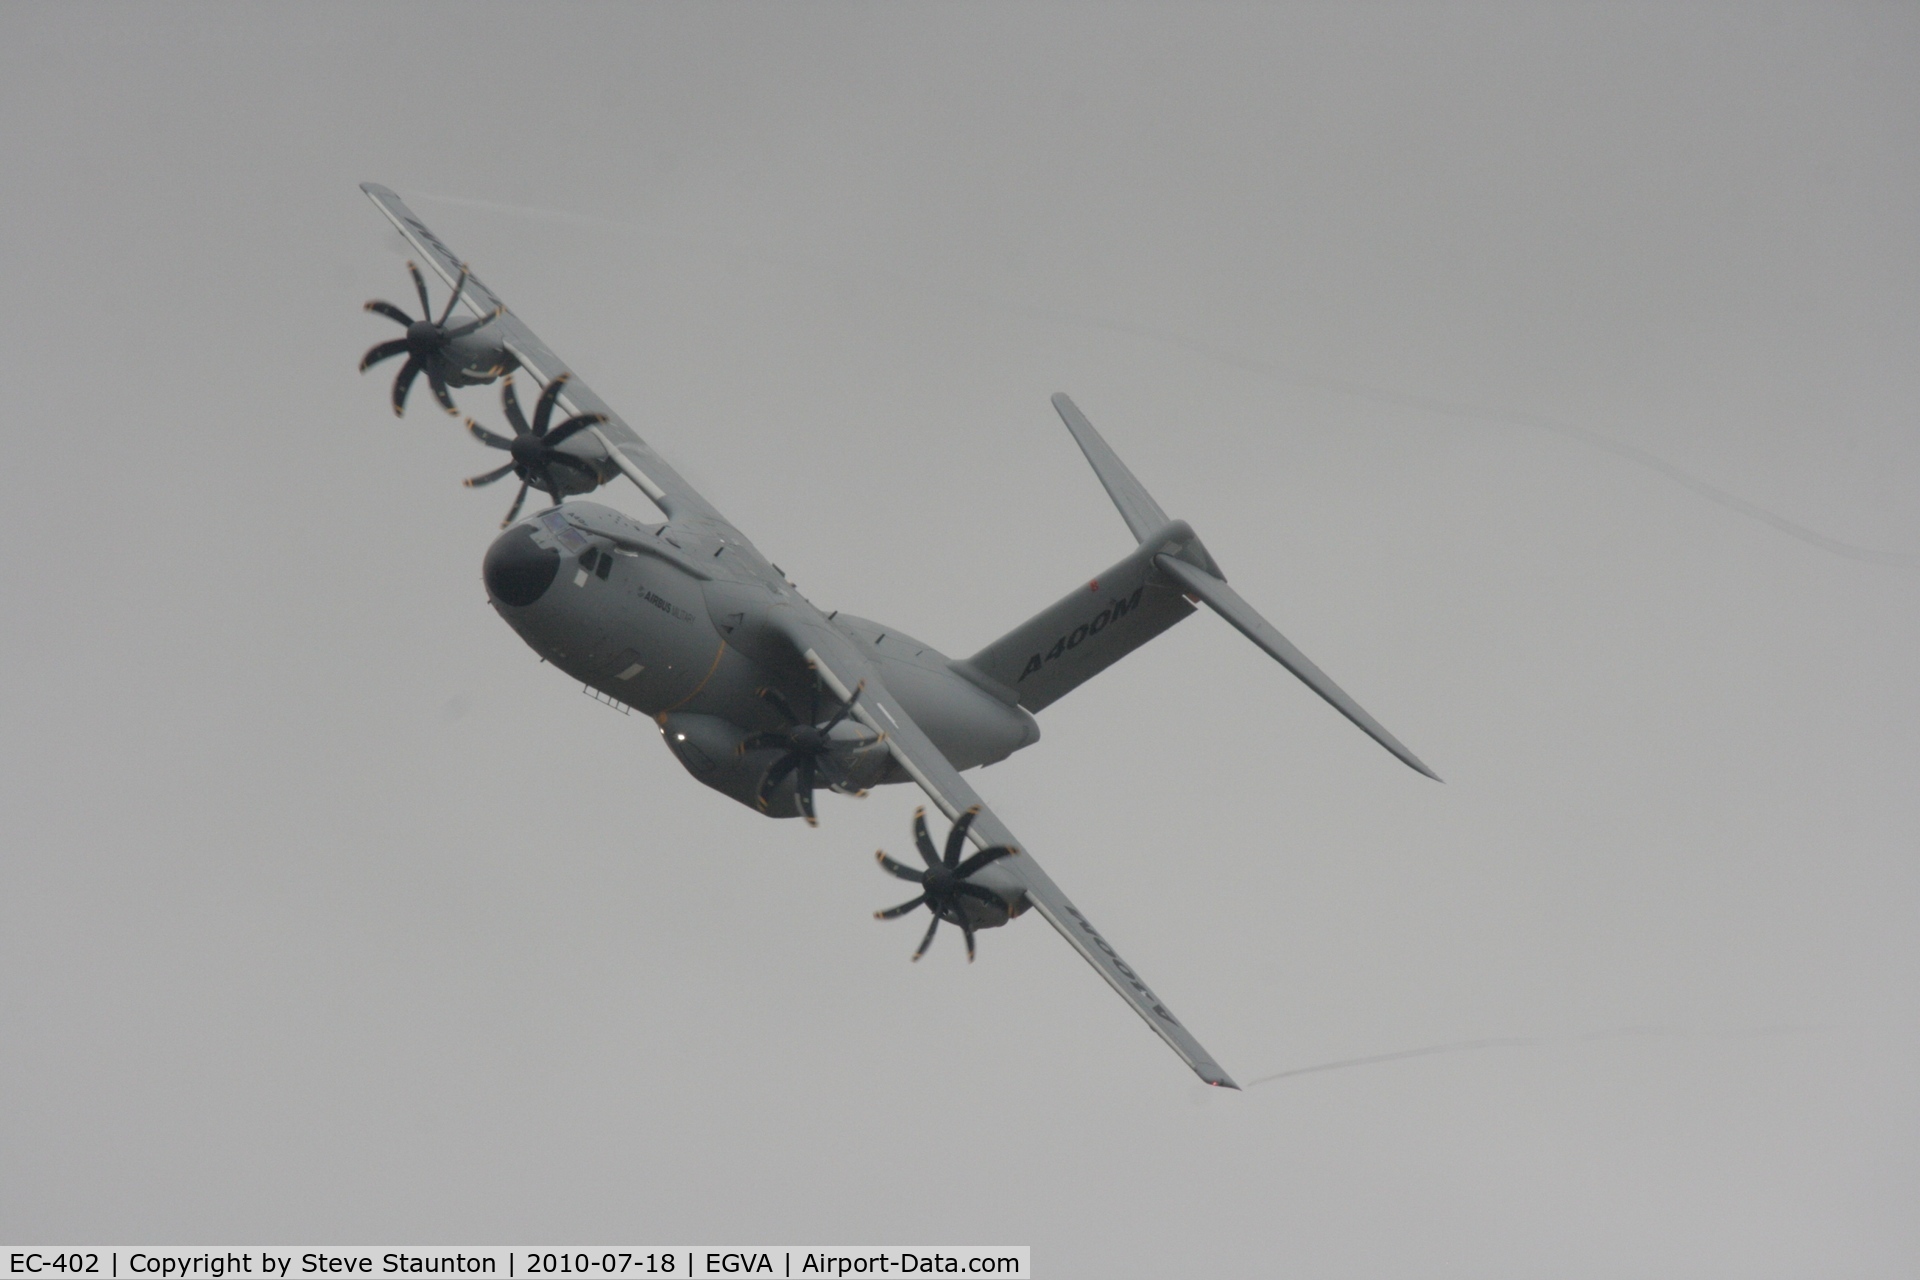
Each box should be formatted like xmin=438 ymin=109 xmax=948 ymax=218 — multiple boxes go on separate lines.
xmin=4 ymin=4 xmax=1918 ymax=1274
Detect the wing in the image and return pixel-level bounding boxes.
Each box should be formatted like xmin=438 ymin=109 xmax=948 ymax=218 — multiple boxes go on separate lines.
xmin=360 ymin=183 xmax=728 ymax=527
xmin=767 ymin=608 xmax=1238 ymax=1088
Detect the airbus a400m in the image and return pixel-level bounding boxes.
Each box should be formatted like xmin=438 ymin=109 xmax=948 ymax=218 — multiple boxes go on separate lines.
xmin=358 ymin=183 xmax=1439 ymax=1086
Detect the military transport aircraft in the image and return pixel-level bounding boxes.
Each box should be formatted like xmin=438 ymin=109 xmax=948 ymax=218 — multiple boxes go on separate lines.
xmin=358 ymin=183 xmax=1439 ymax=1087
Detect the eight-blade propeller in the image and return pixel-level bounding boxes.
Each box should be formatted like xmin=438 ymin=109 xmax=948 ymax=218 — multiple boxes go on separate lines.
xmin=876 ymin=807 xmax=1018 ymax=962
xmin=738 ymin=681 xmax=874 ymax=826
xmin=464 ymin=374 xmax=607 ymax=528
xmin=360 ymin=261 xmax=503 ymax=416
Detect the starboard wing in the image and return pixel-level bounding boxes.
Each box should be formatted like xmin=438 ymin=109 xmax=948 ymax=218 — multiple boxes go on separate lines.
xmin=766 ymin=609 xmax=1238 ymax=1088
xmin=360 ymin=183 xmax=727 ymax=527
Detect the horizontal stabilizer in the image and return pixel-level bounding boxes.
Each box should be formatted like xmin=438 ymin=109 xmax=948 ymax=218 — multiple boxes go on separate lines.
xmin=1050 ymin=391 xmax=1436 ymax=778
xmin=1155 ymin=555 xmax=1440 ymax=781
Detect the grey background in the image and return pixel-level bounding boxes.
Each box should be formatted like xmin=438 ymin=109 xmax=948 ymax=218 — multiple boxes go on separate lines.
xmin=4 ymin=3 xmax=1917 ymax=1274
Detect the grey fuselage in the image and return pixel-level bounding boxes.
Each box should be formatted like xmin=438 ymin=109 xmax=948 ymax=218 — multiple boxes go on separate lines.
xmin=481 ymin=501 xmax=1040 ymax=816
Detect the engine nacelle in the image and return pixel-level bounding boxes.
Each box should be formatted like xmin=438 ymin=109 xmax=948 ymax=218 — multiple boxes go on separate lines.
xmin=437 ymin=324 xmax=518 ymax=388
xmin=659 ymin=712 xmax=892 ymax=818
xmin=658 ymin=712 xmax=759 ymax=806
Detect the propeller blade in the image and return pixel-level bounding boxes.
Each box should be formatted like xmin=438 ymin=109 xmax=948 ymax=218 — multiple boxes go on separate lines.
xmin=540 ymin=462 xmax=565 ymax=504
xmin=952 ymin=845 xmax=1017 ymax=879
xmin=911 ymin=916 xmax=940 ymax=962
xmin=408 ymin=261 xmax=432 ymax=319
xmin=464 ymin=462 xmax=516 ymax=489
xmin=795 ymin=757 xmax=818 ymax=827
xmin=436 ymin=265 xmax=468 ymax=326
xmin=543 ymin=413 xmax=607 ymax=448
xmin=442 ymin=305 xmax=502 ymax=341
xmin=360 ymin=337 xmax=409 ymax=372
xmin=501 ymin=479 xmax=531 ymax=528
xmin=913 ymin=808 xmax=940 ymax=869
xmin=957 ymin=911 xmax=977 ymax=962
xmin=501 ymin=377 xmax=530 ymax=437
xmin=757 ymin=687 xmax=798 ymax=724
xmin=390 ymin=356 xmax=422 ymax=416
xmin=364 ymin=300 xmax=414 ymax=327
xmin=876 ymin=852 xmax=926 ymax=883
xmin=532 ymin=373 xmax=570 ymax=437
xmin=467 ymin=420 xmax=514 ymax=450
xmin=820 ymin=681 xmax=864 ymax=733
xmin=428 ymin=369 xmax=456 ymax=415
xmin=944 ymin=805 xmax=981 ymax=866
xmin=876 ymin=895 xmax=928 ymax=920
xmin=758 ymin=753 xmax=801 ymax=810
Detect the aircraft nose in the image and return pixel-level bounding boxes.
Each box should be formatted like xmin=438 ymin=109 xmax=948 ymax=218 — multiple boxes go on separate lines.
xmin=483 ymin=523 xmax=560 ymax=607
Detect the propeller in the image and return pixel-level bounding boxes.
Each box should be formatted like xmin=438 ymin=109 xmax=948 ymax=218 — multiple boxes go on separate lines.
xmin=464 ymin=374 xmax=607 ymax=527
xmin=875 ymin=807 xmax=1018 ymax=961
xmin=360 ymin=261 xmax=503 ymax=416
xmin=737 ymin=680 xmax=874 ymax=826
